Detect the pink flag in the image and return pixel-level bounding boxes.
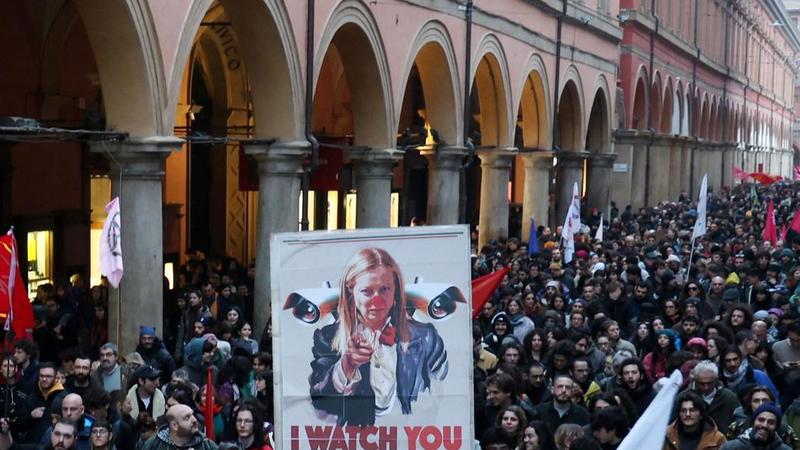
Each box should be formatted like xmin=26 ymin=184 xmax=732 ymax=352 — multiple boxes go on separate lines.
xmin=733 ymin=166 xmax=748 ymax=182
xmin=763 ymin=199 xmax=777 ymax=244
xmin=794 ymin=165 xmax=800 ymax=181
xmin=99 ymin=197 xmax=123 ymax=287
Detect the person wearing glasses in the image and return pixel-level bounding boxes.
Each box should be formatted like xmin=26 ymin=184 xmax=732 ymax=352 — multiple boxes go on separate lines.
xmin=234 ymin=402 xmax=272 ymax=450
xmin=664 ymin=391 xmax=727 ymax=450
xmin=90 ymin=420 xmax=115 ymax=450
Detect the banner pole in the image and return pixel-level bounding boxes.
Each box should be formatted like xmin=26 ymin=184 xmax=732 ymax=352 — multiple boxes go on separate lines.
xmin=686 ymin=237 xmax=697 ymax=280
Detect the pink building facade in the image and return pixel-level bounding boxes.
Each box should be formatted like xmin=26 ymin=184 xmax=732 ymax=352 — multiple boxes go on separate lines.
xmin=0 ymin=0 xmax=621 ymax=352
xmin=615 ymin=0 xmax=800 ymax=209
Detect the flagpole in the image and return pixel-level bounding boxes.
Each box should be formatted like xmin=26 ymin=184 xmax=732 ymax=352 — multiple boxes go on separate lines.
xmin=685 ymin=237 xmax=697 ymax=280
xmin=103 ymin=142 xmax=124 ymax=350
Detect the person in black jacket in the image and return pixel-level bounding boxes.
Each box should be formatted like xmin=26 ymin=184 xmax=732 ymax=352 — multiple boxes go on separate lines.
xmin=136 ymin=327 xmax=176 ymax=387
xmin=0 ymin=356 xmax=27 ymax=442
xmin=530 ymin=375 xmax=590 ymax=430
xmin=17 ymin=363 xmax=66 ymax=444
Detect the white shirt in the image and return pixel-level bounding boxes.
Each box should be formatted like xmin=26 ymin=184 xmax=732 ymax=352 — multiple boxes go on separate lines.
xmin=332 ymin=321 xmax=398 ymax=416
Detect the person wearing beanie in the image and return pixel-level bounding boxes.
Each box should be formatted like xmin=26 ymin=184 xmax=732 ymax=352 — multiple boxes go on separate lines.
xmin=134 ymin=326 xmax=175 ymax=386
xmin=643 ymin=329 xmax=678 ymax=384
xmin=721 ymin=403 xmax=792 ymax=450
xmin=484 ymin=312 xmax=518 ymax=356
xmin=664 ymin=391 xmax=727 ymax=450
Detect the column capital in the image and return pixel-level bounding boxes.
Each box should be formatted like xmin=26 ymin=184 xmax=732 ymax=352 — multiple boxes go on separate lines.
xmin=90 ymin=136 xmax=183 ymax=179
xmin=590 ymin=152 xmax=617 ymax=168
xmin=556 ymin=150 xmax=590 ymax=168
xmin=243 ymin=140 xmax=310 ymax=176
xmin=421 ymin=145 xmax=467 ymax=170
xmin=348 ymin=148 xmax=403 ymax=180
xmin=476 ymin=147 xmax=516 ymax=169
xmin=520 ymin=150 xmax=554 ymax=170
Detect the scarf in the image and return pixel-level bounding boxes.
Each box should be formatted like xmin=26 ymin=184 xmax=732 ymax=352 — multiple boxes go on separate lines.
xmin=723 ymin=358 xmax=749 ymax=389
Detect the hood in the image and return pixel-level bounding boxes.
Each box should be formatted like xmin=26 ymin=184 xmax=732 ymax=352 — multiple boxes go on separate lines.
xmin=183 ymin=337 xmax=207 ymax=370
xmin=155 ymin=425 xmax=207 ymax=449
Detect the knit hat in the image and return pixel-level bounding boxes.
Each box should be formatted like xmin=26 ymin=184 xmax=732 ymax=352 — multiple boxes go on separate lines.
xmin=686 ymin=337 xmax=708 ymax=349
xmin=657 ymin=329 xmax=680 ymax=349
xmin=139 ymin=326 xmax=156 ymax=337
xmin=768 ymin=308 xmax=784 ymax=318
xmin=491 ymin=312 xmax=510 ymax=327
xmin=753 ymin=310 xmax=770 ymax=321
xmin=753 ymin=403 xmax=782 ymax=422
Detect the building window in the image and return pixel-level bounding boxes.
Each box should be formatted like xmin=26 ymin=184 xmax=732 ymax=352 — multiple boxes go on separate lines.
xmin=26 ymin=230 xmax=53 ymax=298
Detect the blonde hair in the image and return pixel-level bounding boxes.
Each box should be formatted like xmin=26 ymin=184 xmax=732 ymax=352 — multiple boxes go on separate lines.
xmin=554 ymin=423 xmax=584 ymax=450
xmin=332 ymin=248 xmax=410 ymax=353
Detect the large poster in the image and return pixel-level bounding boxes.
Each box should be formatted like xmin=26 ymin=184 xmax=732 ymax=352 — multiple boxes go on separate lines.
xmin=271 ymin=226 xmax=474 ymax=450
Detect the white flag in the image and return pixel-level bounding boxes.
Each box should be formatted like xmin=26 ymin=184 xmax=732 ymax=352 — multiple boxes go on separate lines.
xmin=691 ymin=174 xmax=708 ymax=241
xmin=595 ymin=215 xmax=604 ymax=242
xmin=561 ymin=182 xmax=581 ymax=263
xmin=99 ymin=197 xmax=123 ymax=288
xmin=618 ymin=370 xmax=683 ymax=450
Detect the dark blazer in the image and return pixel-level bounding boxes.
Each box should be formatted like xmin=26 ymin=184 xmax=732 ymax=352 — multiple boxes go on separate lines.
xmin=309 ymin=320 xmax=448 ymax=426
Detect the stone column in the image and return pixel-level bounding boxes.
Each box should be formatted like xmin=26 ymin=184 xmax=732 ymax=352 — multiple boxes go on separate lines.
xmin=348 ymin=148 xmax=403 ymax=228
xmin=586 ymin=152 xmax=616 ymax=217
xmin=421 ymin=146 xmax=467 ymax=225
xmin=91 ymin=137 xmax=182 ymax=355
xmin=556 ymin=151 xmax=589 ymax=224
xmin=520 ymin=150 xmax=553 ymax=238
xmin=477 ymin=148 xmax=516 ymax=249
xmin=245 ymin=140 xmax=310 ymax=336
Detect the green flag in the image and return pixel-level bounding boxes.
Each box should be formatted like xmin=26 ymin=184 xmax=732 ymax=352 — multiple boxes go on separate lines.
xmin=751 ymin=185 xmax=760 ymax=207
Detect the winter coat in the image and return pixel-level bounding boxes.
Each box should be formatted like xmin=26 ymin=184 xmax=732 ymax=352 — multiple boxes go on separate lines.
xmin=140 ymin=426 xmax=218 ymax=450
xmin=136 ymin=337 xmax=176 ymax=385
xmin=664 ymin=418 xmax=727 ymax=450
xmin=721 ymin=429 xmax=792 ymax=450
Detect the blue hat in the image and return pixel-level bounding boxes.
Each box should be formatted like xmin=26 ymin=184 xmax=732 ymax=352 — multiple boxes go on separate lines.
xmin=753 ymin=403 xmax=782 ymax=422
xmin=139 ymin=326 xmax=157 ymax=337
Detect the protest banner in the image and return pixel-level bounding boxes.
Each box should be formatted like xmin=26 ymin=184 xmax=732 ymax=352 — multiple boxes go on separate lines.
xmin=271 ymin=225 xmax=474 ymax=450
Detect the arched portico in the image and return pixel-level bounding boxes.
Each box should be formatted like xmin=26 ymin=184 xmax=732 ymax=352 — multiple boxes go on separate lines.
xmin=471 ymin=34 xmax=515 ymax=249
xmin=515 ymin=54 xmax=552 ymax=239
xmin=399 ymin=21 xmax=463 ymax=226
xmin=554 ymin=68 xmax=585 ymax=224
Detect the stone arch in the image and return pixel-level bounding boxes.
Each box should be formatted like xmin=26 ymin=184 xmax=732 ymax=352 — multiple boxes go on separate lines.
xmin=631 ymin=66 xmax=649 ymax=130
xmin=71 ymin=0 xmax=166 ymax=136
xmin=661 ymin=77 xmax=674 ymax=134
xmin=700 ymin=94 xmax=710 ymax=139
xmin=168 ymin=0 xmax=302 ymax=140
xmin=709 ymin=98 xmax=719 ymax=141
xmin=682 ymin=86 xmax=691 ymax=136
xmin=650 ymin=71 xmax=663 ymax=132
xmin=398 ymin=20 xmax=462 ymax=145
xmin=515 ymin=53 xmax=551 ymax=149
xmin=471 ymin=33 xmax=513 ymax=147
xmin=555 ymin=66 xmax=584 ymax=151
xmin=585 ymin=75 xmax=611 ymax=153
xmin=313 ymin=0 xmax=394 ymax=147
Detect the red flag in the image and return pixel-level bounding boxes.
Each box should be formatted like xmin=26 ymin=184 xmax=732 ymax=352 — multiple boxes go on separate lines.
xmin=749 ymin=172 xmax=782 ymax=185
xmin=0 ymin=230 xmax=34 ymax=340
xmin=733 ymin=166 xmax=748 ymax=182
xmin=471 ymin=267 xmax=510 ymax=319
xmin=790 ymin=209 xmax=800 ymax=234
xmin=763 ymin=200 xmax=778 ymax=244
xmin=204 ymin=367 xmax=215 ymax=440
xmin=780 ymin=224 xmax=787 ymax=242
xmin=795 ymin=165 xmax=800 ymax=181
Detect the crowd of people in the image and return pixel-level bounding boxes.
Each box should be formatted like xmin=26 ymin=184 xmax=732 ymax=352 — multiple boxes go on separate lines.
xmin=0 ymin=257 xmax=272 ymax=450
xmin=472 ymin=181 xmax=800 ymax=450
xmin=3 ymin=181 xmax=800 ymax=450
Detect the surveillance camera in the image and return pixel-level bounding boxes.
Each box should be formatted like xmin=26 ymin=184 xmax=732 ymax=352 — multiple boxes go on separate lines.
xmin=282 ymin=284 xmax=338 ymax=324
xmin=406 ymin=281 xmax=467 ymax=320
xmin=580 ymin=16 xmax=591 ymax=25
